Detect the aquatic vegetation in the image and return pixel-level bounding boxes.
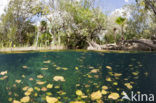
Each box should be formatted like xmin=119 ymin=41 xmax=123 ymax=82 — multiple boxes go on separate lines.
xmin=36 ymin=81 xmax=46 ymax=85
xmin=47 ymin=84 xmax=53 ymax=89
xmin=0 ymin=51 xmax=153 ymax=103
xmin=53 ymin=76 xmax=65 ymax=82
xmin=13 ymin=100 xmax=21 ymax=103
xmin=37 ymin=74 xmax=44 ymax=79
xmin=20 ymin=96 xmax=30 ymax=103
xmin=91 ymin=91 xmax=102 ymax=100
xmin=124 ymin=83 xmax=133 ymax=89
xmin=90 ymin=69 xmax=99 ymax=73
xmin=108 ymin=92 xmax=120 ymax=100
xmin=43 ymin=60 xmax=51 ymax=64
xmin=102 ymin=86 xmax=108 ymax=90
xmin=0 ymin=70 xmax=7 ymax=75
xmin=75 ymin=67 xmax=79 ymax=70
xmin=22 ymin=66 xmax=28 ymax=69
xmin=41 ymin=68 xmax=48 ymax=70
xmin=76 ymin=90 xmax=83 ymax=96
xmin=15 ymin=80 xmax=21 ymax=84
xmin=106 ymin=66 xmax=112 ymax=70
xmin=106 ymin=77 xmax=112 ymax=82
xmin=46 ymin=96 xmax=58 ymax=103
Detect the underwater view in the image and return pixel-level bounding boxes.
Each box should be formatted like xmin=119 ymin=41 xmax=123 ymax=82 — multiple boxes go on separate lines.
xmin=0 ymin=51 xmax=156 ymax=103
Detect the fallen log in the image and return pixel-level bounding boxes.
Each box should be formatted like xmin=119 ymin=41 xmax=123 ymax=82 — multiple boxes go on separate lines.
xmin=124 ymin=39 xmax=156 ymax=50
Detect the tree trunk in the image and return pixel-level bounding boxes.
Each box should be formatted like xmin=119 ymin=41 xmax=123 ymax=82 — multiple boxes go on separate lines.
xmin=124 ymin=40 xmax=156 ymax=50
xmin=35 ymin=30 xmax=40 ymax=47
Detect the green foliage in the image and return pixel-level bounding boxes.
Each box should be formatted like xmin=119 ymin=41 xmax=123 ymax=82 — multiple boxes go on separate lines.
xmin=115 ymin=17 xmax=126 ymax=25
xmin=0 ymin=0 xmax=155 ymax=49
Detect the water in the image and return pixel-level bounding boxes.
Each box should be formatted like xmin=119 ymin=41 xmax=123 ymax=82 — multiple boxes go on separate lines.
xmin=0 ymin=51 xmax=156 ymax=103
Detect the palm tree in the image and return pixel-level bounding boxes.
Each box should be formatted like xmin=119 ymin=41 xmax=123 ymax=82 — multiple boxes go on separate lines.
xmin=115 ymin=17 xmax=126 ymax=40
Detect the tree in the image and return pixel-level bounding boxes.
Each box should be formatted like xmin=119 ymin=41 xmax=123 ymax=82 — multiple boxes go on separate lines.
xmin=115 ymin=17 xmax=126 ymax=40
xmin=136 ymin=0 xmax=156 ymax=15
xmin=0 ymin=0 xmax=40 ymax=46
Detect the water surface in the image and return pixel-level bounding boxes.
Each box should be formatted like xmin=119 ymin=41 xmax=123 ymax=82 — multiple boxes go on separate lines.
xmin=0 ymin=51 xmax=156 ymax=103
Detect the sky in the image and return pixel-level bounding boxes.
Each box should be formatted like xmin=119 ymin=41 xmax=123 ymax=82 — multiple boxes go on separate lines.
xmin=95 ymin=0 xmax=135 ymax=14
xmin=0 ymin=0 xmax=135 ymax=16
xmin=0 ymin=0 xmax=9 ymax=15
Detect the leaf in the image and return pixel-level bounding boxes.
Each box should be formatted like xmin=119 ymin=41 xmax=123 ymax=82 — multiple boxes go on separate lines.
xmin=53 ymin=76 xmax=65 ymax=82
xmin=36 ymin=81 xmax=46 ymax=85
xmin=47 ymin=84 xmax=53 ymax=89
xmin=124 ymin=83 xmax=133 ymax=89
xmin=0 ymin=71 xmax=7 ymax=75
xmin=37 ymin=74 xmax=44 ymax=79
xmin=13 ymin=100 xmax=21 ymax=103
xmin=106 ymin=66 xmax=112 ymax=70
xmin=46 ymin=96 xmax=58 ymax=103
xmin=76 ymin=90 xmax=83 ymax=96
xmin=108 ymin=92 xmax=120 ymax=100
xmin=91 ymin=91 xmax=102 ymax=100
xmin=102 ymin=86 xmax=108 ymax=90
xmin=20 ymin=96 xmax=30 ymax=103
xmin=15 ymin=80 xmax=21 ymax=84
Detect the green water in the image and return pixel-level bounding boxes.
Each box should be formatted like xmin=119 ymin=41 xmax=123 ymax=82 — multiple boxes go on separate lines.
xmin=0 ymin=51 xmax=156 ymax=103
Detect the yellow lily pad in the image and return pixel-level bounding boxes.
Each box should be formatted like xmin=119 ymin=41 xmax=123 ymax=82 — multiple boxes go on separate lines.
xmin=76 ymin=90 xmax=83 ymax=96
xmin=102 ymin=86 xmax=108 ymax=90
xmin=34 ymin=87 xmax=40 ymax=91
xmin=124 ymin=83 xmax=133 ymax=89
xmin=62 ymin=67 xmax=68 ymax=70
xmin=114 ymin=73 xmax=122 ymax=77
xmin=8 ymin=97 xmax=12 ymax=102
xmin=108 ymin=92 xmax=120 ymax=100
xmin=101 ymin=90 xmax=108 ymax=95
xmin=132 ymin=72 xmax=139 ymax=76
xmin=56 ymin=67 xmax=61 ymax=70
xmin=106 ymin=77 xmax=112 ymax=82
xmin=36 ymin=81 xmax=46 ymax=85
xmin=43 ymin=60 xmax=51 ymax=63
xmin=29 ymin=78 xmax=33 ymax=81
xmin=75 ymin=67 xmax=79 ymax=70
xmin=90 ymin=69 xmax=99 ymax=73
xmin=15 ymin=80 xmax=21 ymax=84
xmin=37 ymin=74 xmax=43 ymax=79
xmin=24 ymin=91 xmax=31 ymax=96
xmin=47 ymin=84 xmax=53 ymax=89
xmin=13 ymin=100 xmax=21 ymax=103
xmin=0 ymin=76 xmax=8 ymax=80
xmin=27 ymin=88 xmax=33 ymax=92
xmin=41 ymin=87 xmax=47 ymax=92
xmin=106 ymin=66 xmax=112 ymax=70
xmin=113 ymin=82 xmax=118 ymax=85
xmin=41 ymin=68 xmax=48 ymax=70
xmin=46 ymin=92 xmax=52 ymax=96
xmin=46 ymin=96 xmax=58 ymax=103
xmin=22 ymin=86 xmax=29 ymax=91
xmin=0 ymin=71 xmax=7 ymax=75
xmin=20 ymin=96 xmax=30 ymax=103
xmin=22 ymin=66 xmax=28 ymax=69
xmin=53 ymin=76 xmax=65 ymax=82
xmin=91 ymin=91 xmax=102 ymax=100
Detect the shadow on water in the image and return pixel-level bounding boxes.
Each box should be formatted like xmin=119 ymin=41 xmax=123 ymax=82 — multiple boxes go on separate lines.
xmin=0 ymin=51 xmax=156 ymax=103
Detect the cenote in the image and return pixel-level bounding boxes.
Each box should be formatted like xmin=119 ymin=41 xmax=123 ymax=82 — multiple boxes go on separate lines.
xmin=0 ymin=50 xmax=156 ymax=103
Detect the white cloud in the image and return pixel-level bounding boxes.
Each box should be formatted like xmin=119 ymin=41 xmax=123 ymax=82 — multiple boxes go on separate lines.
xmin=125 ymin=0 xmax=129 ymax=2
xmin=0 ymin=0 xmax=9 ymax=15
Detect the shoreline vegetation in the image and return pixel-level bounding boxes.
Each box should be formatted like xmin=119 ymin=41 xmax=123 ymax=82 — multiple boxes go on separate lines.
xmin=0 ymin=0 xmax=155 ymax=52
xmin=0 ymin=46 xmax=155 ymax=53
